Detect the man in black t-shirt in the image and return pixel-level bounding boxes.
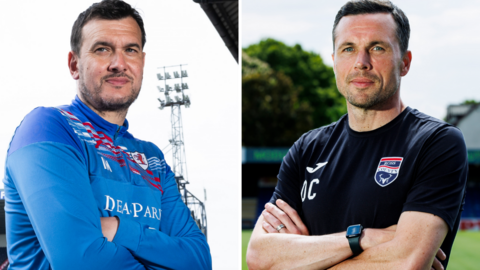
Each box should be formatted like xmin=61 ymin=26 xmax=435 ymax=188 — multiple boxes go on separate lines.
xmin=246 ymin=1 xmax=467 ymax=270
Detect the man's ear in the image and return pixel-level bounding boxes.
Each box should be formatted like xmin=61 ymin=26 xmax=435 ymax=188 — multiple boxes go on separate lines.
xmin=400 ymin=51 xmax=412 ymax=77
xmin=68 ymin=51 xmax=80 ymax=80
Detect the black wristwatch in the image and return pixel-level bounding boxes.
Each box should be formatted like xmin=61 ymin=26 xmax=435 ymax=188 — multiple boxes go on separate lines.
xmin=346 ymin=224 xmax=364 ymax=256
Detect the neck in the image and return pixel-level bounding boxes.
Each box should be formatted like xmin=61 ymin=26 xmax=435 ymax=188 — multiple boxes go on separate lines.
xmin=78 ymin=95 xmax=128 ymax=126
xmin=347 ymin=93 xmax=405 ymax=132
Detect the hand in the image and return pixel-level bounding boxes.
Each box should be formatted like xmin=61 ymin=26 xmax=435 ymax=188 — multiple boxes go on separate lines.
xmin=261 ymin=199 xmax=309 ymax=235
xmin=100 ymin=217 xmax=119 ymax=242
xmin=432 ymin=248 xmax=446 ymax=270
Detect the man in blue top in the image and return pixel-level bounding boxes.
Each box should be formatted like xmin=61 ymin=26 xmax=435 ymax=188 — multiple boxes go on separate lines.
xmin=3 ymin=0 xmax=212 ymax=269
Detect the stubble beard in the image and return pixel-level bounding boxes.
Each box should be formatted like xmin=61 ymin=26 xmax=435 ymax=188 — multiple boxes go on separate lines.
xmin=340 ymin=70 xmax=399 ymax=110
xmin=79 ymin=72 xmax=141 ymax=114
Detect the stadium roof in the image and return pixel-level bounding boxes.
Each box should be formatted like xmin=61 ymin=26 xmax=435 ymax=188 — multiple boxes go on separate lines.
xmin=446 ymin=104 xmax=480 ymax=126
xmin=193 ymin=0 xmax=238 ymax=62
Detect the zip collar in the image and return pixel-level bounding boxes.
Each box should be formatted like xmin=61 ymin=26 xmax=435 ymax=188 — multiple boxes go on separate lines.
xmin=72 ymin=95 xmax=129 ymax=139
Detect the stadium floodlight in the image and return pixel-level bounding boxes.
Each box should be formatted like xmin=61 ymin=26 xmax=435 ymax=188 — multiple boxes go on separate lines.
xmin=155 ymin=64 xmax=205 ymax=237
xmin=174 ymin=84 xmax=181 ymax=92
xmin=157 ymin=98 xmax=166 ymax=110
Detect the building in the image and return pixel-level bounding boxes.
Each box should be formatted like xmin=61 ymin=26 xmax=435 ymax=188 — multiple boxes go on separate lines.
xmin=446 ymin=103 xmax=480 ymax=230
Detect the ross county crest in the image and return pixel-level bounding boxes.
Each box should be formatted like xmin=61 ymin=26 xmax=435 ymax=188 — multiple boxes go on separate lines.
xmin=374 ymin=157 xmax=403 ymax=187
xmin=128 ymin=151 xmax=149 ymax=170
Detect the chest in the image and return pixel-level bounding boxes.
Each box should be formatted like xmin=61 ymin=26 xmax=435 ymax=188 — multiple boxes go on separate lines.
xmin=299 ymin=135 xmax=424 ymax=234
xmin=82 ymin=133 xmax=165 ymax=229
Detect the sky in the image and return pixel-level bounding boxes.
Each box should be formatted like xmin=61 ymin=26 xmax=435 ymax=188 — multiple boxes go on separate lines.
xmin=243 ymin=0 xmax=480 ymax=120
xmin=0 ymin=1 xmax=239 ymax=269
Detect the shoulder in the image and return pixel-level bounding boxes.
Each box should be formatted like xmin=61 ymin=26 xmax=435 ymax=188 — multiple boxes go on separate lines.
xmin=403 ymin=109 xmax=467 ymax=168
xmin=405 ymin=108 xmax=465 ymax=145
xmin=8 ymin=106 xmax=84 ymax=157
xmin=406 ymin=108 xmax=453 ymax=131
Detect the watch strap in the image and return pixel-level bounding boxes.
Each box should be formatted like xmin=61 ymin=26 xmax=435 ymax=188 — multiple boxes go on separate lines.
xmin=348 ymin=236 xmax=363 ymax=256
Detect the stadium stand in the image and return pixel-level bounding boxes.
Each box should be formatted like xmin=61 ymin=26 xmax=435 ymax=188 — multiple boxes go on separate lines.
xmin=242 ymin=105 xmax=480 ymax=231
xmin=447 ymin=104 xmax=480 ymax=230
xmin=242 ymin=148 xmax=288 ymax=229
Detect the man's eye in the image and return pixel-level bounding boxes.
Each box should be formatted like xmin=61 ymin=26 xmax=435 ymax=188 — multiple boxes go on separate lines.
xmin=344 ymin=47 xmax=354 ymax=52
xmin=373 ymin=46 xmax=384 ymax=51
xmin=126 ymin=48 xmax=138 ymax=53
xmin=95 ymin=48 xmax=108 ymax=52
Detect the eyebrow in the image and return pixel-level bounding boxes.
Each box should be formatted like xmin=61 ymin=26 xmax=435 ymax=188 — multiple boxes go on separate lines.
xmin=91 ymin=41 xmax=142 ymax=50
xmin=125 ymin=43 xmax=142 ymax=50
xmin=367 ymin=41 xmax=390 ymax=48
xmin=338 ymin=41 xmax=390 ymax=48
xmin=91 ymin=41 xmax=113 ymax=49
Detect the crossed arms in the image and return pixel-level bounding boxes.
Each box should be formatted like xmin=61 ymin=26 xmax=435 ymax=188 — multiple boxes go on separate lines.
xmin=5 ymin=107 xmax=211 ymax=270
xmin=247 ymin=199 xmax=448 ymax=270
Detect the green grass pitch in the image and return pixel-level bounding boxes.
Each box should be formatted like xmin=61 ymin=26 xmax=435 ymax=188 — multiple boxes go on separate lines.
xmin=242 ymin=230 xmax=480 ymax=270
xmin=242 ymin=230 xmax=252 ymax=270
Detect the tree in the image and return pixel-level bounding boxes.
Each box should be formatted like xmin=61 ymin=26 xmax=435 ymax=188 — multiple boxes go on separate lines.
xmin=242 ymin=52 xmax=314 ymax=146
xmin=244 ymin=38 xmax=346 ymax=129
xmin=461 ymin=100 xmax=480 ymax=105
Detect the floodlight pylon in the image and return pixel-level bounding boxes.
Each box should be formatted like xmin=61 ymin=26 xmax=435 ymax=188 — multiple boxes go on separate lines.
xmin=156 ymin=64 xmax=207 ymax=238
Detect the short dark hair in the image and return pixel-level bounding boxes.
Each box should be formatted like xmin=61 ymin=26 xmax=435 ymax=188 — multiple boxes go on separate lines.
xmin=332 ymin=0 xmax=410 ymax=55
xmin=70 ymin=0 xmax=146 ymax=55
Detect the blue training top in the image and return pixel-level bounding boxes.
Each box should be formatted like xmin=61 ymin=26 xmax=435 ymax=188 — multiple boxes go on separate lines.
xmin=3 ymin=96 xmax=212 ymax=270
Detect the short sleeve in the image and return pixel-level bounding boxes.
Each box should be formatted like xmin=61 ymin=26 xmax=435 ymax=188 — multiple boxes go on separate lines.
xmin=269 ymin=137 xmax=304 ymax=211
xmin=403 ymin=126 xmax=468 ymax=231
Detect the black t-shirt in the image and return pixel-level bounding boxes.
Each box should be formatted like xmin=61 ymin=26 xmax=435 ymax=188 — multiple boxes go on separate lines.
xmin=270 ymin=107 xmax=468 ymax=268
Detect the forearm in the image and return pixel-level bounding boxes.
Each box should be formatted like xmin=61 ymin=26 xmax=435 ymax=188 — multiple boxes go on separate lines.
xmin=112 ymin=167 xmax=212 ymax=270
xmin=329 ymin=238 xmax=428 ymax=270
xmin=330 ymin=212 xmax=447 ymax=270
xmin=250 ymin=233 xmax=352 ymax=270
xmin=7 ymin=144 xmax=146 ymax=269
xmin=247 ymin=216 xmax=353 ymax=270
xmin=113 ymin=217 xmax=211 ymax=270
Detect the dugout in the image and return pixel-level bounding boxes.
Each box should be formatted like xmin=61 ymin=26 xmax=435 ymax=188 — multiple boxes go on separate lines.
xmin=242 ymin=147 xmax=288 ymax=229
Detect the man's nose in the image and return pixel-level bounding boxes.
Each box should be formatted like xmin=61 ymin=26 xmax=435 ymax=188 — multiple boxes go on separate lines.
xmin=355 ymin=50 xmax=372 ymax=70
xmin=108 ymin=53 xmax=127 ymax=73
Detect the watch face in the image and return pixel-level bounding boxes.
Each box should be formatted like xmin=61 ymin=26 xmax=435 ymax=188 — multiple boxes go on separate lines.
xmin=346 ymin=224 xmax=362 ymax=238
